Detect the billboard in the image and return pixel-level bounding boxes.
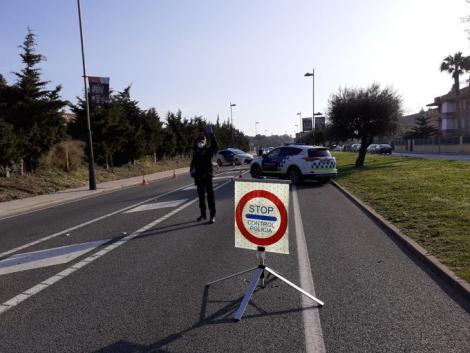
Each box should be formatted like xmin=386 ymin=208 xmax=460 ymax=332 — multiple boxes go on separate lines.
xmin=302 ymin=117 xmax=313 ymax=132
xmin=88 ymin=76 xmax=110 ymax=105
xmin=315 ymin=116 xmax=326 ymax=130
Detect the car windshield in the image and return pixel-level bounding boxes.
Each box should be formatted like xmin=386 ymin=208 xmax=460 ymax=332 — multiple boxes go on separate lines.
xmin=230 ymin=149 xmax=245 ymax=154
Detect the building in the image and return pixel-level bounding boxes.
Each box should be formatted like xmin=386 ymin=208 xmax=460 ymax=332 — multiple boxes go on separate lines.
xmin=400 ymin=108 xmax=440 ymax=132
xmin=426 ymin=85 xmax=470 ymax=136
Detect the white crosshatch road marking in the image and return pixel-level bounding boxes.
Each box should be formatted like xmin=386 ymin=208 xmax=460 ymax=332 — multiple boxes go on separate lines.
xmin=0 ymin=239 xmax=110 ymax=276
xmin=124 ymin=199 xmax=187 ymax=213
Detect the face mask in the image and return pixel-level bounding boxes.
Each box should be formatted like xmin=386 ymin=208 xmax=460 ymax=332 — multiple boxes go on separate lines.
xmin=197 ymin=141 xmax=205 ymax=149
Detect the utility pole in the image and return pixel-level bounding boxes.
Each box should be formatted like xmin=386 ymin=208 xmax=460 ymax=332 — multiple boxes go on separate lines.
xmin=304 ymin=68 xmax=315 ymax=145
xmin=77 ymin=0 xmax=96 ymax=190
xmin=230 ymin=102 xmax=236 ymax=146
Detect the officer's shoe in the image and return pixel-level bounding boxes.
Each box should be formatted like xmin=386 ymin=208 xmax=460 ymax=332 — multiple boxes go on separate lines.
xmin=208 ymin=217 xmax=215 ymax=224
xmin=197 ymin=215 xmax=206 ymax=222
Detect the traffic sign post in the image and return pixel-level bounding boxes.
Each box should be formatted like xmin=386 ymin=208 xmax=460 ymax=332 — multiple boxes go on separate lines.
xmin=206 ymin=178 xmax=324 ymax=322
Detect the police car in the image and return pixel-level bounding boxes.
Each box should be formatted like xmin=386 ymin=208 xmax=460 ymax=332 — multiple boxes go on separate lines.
xmin=250 ymin=145 xmax=337 ymax=184
xmin=216 ymin=148 xmax=253 ymax=166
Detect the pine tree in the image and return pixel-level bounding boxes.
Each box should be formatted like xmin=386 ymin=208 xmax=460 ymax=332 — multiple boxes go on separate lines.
xmin=411 ymin=110 xmax=438 ymax=138
xmin=113 ymin=86 xmax=147 ymax=164
xmin=8 ymin=29 xmax=67 ymax=171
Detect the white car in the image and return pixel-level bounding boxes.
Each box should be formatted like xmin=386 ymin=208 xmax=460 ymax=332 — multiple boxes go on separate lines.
xmin=250 ymin=145 xmax=337 ymax=184
xmin=216 ymin=148 xmax=253 ymax=166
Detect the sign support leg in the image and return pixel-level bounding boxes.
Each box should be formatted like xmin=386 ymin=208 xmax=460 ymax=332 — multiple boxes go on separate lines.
xmin=234 ymin=267 xmax=264 ymax=321
xmin=205 ymin=267 xmax=258 ymax=287
xmin=265 ymin=266 xmax=324 ymax=306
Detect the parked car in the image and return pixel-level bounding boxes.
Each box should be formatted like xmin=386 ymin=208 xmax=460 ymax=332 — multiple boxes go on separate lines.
xmin=333 ymin=145 xmax=344 ymax=151
xmin=250 ymin=145 xmax=337 ymax=184
xmin=351 ymin=143 xmax=361 ymax=152
xmin=343 ymin=144 xmax=353 ymax=152
xmin=378 ymin=144 xmax=393 ymax=154
xmin=367 ymin=144 xmax=392 ymax=154
xmin=367 ymin=144 xmax=381 ymax=153
xmin=216 ymin=148 xmax=253 ymax=166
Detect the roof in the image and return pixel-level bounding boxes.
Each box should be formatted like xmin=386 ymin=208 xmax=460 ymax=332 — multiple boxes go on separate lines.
xmin=286 ymin=144 xmax=328 ymax=150
xmin=428 ymin=85 xmax=470 ymax=106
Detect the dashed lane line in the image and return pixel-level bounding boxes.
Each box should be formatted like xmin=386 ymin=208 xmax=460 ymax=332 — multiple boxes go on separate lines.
xmin=0 ymin=179 xmax=233 ymax=316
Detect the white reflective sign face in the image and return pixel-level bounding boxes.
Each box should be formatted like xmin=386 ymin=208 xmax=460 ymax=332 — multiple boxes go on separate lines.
xmin=234 ymin=180 xmax=289 ymax=254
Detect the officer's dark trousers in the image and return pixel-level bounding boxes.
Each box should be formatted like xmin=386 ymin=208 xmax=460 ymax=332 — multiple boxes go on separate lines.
xmin=196 ymin=175 xmax=216 ymax=218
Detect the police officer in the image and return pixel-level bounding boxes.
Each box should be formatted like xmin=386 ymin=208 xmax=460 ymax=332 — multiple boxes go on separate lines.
xmin=190 ymin=126 xmax=218 ymax=224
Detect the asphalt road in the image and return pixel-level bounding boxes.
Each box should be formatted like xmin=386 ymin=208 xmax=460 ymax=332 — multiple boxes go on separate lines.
xmin=0 ymin=166 xmax=469 ymax=353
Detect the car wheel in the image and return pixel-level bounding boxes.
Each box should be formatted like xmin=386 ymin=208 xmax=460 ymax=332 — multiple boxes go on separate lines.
xmin=288 ymin=167 xmax=302 ymax=185
xmin=235 ymin=159 xmax=241 ymax=166
xmin=217 ymin=159 xmax=223 ymax=167
xmin=250 ymin=164 xmax=262 ymax=179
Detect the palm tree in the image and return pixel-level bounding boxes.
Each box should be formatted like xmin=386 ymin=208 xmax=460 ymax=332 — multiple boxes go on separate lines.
xmin=440 ymin=52 xmax=470 ymax=135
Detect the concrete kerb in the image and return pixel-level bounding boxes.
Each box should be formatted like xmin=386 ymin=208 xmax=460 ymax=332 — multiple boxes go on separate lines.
xmin=331 ymin=179 xmax=470 ymax=303
xmin=0 ymin=167 xmax=190 ymax=221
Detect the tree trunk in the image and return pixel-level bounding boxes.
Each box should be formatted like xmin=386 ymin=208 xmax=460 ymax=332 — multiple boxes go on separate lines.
xmin=20 ymin=159 xmax=24 ymax=176
xmin=65 ymin=148 xmax=70 ymax=172
xmin=153 ymin=152 xmax=157 ymax=164
xmin=4 ymin=165 xmax=10 ymax=178
xmin=355 ymin=138 xmax=369 ymax=167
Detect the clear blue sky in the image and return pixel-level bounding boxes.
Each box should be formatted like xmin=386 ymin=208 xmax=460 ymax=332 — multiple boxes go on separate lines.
xmin=1 ymin=0 xmax=469 ymax=136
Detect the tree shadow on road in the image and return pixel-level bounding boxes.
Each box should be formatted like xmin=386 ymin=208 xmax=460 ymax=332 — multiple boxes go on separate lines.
xmin=91 ymin=276 xmax=320 ymax=353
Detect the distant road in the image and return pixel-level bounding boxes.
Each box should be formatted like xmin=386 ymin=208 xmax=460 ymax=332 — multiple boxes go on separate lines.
xmin=393 ymin=152 xmax=470 ymax=161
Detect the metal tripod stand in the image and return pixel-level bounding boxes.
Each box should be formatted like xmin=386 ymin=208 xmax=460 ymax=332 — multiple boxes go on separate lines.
xmin=206 ymin=247 xmax=324 ymax=321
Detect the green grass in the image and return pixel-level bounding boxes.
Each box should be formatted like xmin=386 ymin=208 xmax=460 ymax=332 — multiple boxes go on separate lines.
xmin=333 ymin=152 xmax=470 ymax=282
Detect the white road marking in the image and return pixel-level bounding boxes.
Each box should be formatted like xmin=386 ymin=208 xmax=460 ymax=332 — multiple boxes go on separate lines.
xmin=0 ymin=182 xmax=196 ymax=260
xmin=183 ymin=185 xmax=197 ymax=190
xmin=0 ymin=239 xmax=110 ymax=276
xmin=213 ymin=175 xmax=235 ymax=180
xmin=0 ymin=179 xmax=233 ymax=316
xmin=292 ymin=185 xmax=326 ymax=353
xmin=124 ymin=199 xmax=188 ymax=213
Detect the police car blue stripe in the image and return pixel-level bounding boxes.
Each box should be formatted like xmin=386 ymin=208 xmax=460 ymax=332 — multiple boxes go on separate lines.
xmin=245 ymin=214 xmax=277 ymax=221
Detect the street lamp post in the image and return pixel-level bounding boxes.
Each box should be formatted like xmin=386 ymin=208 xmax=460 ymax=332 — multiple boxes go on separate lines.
xmin=304 ymin=68 xmax=315 ymax=145
xmin=255 ymin=121 xmax=259 ymax=136
xmin=296 ymin=112 xmax=302 ymax=133
xmin=76 ymin=0 xmax=96 ymax=190
xmin=230 ymin=102 xmax=236 ymax=146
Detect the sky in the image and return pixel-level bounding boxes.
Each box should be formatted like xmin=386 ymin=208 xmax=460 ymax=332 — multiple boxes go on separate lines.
xmin=1 ymin=0 xmax=469 ymax=137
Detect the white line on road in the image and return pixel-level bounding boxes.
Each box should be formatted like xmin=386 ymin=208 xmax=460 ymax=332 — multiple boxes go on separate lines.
xmin=124 ymin=199 xmax=188 ymax=213
xmin=0 ymin=239 xmax=110 ymax=276
xmin=292 ymin=185 xmax=326 ymax=353
xmin=0 ymin=183 xmax=196 ymax=260
xmin=0 ymin=170 xmax=239 ymax=260
xmin=0 ymin=179 xmax=233 ymax=316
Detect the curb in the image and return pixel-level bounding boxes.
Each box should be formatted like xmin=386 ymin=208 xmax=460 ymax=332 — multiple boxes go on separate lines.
xmin=0 ymin=167 xmax=189 ymax=221
xmin=331 ymin=179 xmax=470 ymax=303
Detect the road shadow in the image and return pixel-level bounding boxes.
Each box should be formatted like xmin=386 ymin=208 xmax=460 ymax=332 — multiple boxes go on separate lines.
xmin=91 ymin=276 xmax=319 ymax=353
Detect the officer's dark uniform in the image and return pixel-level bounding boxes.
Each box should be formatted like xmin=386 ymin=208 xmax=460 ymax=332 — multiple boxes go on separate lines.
xmin=190 ymin=134 xmax=218 ymax=223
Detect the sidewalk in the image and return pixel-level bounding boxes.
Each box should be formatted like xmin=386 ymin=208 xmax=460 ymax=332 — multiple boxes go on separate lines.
xmin=393 ymin=152 xmax=470 ymax=161
xmin=0 ymin=167 xmax=189 ymax=220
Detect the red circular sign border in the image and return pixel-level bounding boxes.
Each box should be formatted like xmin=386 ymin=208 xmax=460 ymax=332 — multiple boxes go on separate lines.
xmin=235 ymin=189 xmax=288 ymax=246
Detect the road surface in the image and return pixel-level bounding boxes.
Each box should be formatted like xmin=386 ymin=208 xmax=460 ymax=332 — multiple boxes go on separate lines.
xmin=1 ymin=166 xmax=469 ymax=353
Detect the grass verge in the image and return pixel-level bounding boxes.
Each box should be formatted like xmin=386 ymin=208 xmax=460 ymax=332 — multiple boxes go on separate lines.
xmin=0 ymin=158 xmax=190 ymax=203
xmin=333 ymin=152 xmax=470 ymax=282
